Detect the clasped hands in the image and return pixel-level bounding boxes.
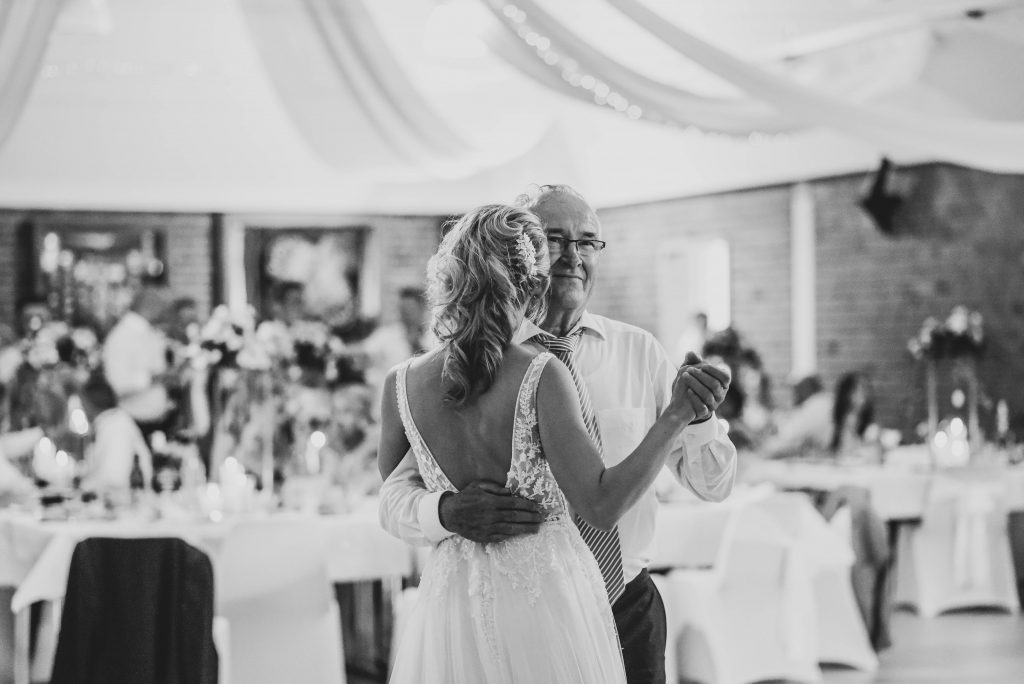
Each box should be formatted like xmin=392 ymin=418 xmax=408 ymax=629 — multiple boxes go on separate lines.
xmin=673 ymin=351 xmax=731 ymax=424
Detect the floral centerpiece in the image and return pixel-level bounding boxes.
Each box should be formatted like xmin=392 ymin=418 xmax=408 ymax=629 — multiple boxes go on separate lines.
xmin=0 ymin=321 xmax=100 ymax=433
xmin=907 ymin=305 xmax=984 ymax=361
xmin=907 ymin=305 xmax=985 ymax=459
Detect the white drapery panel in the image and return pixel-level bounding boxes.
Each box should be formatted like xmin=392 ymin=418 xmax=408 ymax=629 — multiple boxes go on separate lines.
xmin=238 ymin=0 xmax=479 ymax=180
xmin=484 ymin=0 xmax=1024 ymax=172
xmin=481 ymin=0 xmax=795 ymax=135
xmin=0 ymin=0 xmax=65 ymax=150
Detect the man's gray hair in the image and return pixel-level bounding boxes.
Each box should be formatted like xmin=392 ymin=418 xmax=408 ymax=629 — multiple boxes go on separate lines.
xmin=513 ymin=184 xmax=584 ymax=210
xmin=513 ymin=184 xmax=600 ymax=228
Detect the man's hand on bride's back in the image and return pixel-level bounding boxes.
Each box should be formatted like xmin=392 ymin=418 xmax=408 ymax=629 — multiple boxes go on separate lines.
xmin=438 ymin=481 xmax=543 ymax=544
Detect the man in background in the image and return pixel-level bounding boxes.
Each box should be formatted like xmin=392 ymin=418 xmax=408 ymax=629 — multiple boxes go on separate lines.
xmin=103 ymin=287 xmax=173 ymax=442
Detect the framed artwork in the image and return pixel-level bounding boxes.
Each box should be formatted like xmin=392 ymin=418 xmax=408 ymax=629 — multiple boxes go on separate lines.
xmin=243 ymin=226 xmax=371 ymax=334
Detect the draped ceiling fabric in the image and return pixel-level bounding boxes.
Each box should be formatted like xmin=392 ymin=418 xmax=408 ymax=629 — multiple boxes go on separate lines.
xmin=482 ymin=0 xmax=1024 ymax=173
xmin=0 ymin=0 xmax=66 ymax=150
xmin=238 ymin=0 xmax=483 ymax=181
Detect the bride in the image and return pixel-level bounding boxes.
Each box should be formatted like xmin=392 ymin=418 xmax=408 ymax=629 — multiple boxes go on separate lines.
xmin=380 ymin=204 xmax=700 ymax=683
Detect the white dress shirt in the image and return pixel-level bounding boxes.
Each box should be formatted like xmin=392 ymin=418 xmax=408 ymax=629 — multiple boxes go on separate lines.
xmin=378 ymin=311 xmax=737 ymax=583
xmin=103 ymin=311 xmax=170 ymax=422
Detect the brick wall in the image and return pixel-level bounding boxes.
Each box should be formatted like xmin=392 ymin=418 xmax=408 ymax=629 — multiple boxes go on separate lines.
xmin=814 ymin=165 xmax=1024 ymax=435
xmin=0 ymin=211 xmax=30 ymax=334
xmin=0 ymin=210 xmax=213 ymax=331
xmin=595 ymin=164 xmax=1024 ymax=434
xmin=366 ymin=215 xmax=444 ymax=324
xmin=595 ymin=186 xmax=794 ymax=405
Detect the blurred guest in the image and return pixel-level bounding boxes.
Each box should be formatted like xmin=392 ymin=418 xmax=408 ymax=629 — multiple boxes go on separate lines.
xmin=830 ymin=371 xmax=878 ymax=457
xmin=268 ymin=280 xmax=306 ymax=328
xmin=103 ymin=287 xmax=173 ymax=438
xmin=762 ymin=374 xmax=834 ymax=458
xmin=727 ymin=348 xmax=776 ymax=451
xmin=325 ymin=384 xmax=378 ymax=465
xmin=166 ymin=296 xmax=201 ymax=346
xmin=78 ymin=373 xmax=153 ymax=494
xmin=362 ymin=287 xmax=434 ymax=415
xmin=0 ymin=426 xmax=45 ymax=493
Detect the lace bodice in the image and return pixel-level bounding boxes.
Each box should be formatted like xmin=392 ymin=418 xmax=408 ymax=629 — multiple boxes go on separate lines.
xmin=395 ymin=352 xmax=569 ymax=521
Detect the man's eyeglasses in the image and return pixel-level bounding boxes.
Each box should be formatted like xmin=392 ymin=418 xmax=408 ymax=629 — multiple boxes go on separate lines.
xmin=546 ymin=236 xmax=607 ymax=256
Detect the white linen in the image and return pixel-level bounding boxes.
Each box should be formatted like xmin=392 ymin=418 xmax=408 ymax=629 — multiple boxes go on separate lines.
xmin=379 ymin=311 xmax=737 ymax=583
xmin=0 ymin=501 xmax=414 ymax=612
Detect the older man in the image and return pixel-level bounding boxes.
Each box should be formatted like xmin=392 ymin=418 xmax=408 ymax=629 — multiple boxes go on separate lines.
xmin=379 ymin=185 xmax=737 ymax=683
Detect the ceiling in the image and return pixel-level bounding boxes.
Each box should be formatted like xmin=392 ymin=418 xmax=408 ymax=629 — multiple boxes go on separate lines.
xmin=0 ymin=0 xmax=1019 ymax=214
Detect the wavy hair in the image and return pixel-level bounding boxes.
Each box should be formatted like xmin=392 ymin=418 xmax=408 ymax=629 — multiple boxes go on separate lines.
xmin=427 ymin=204 xmax=550 ymax=405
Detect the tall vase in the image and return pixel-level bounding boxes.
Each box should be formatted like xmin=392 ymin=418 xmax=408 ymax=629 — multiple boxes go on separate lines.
xmin=961 ymin=357 xmax=982 ymax=455
xmin=926 ymin=359 xmax=939 ymax=469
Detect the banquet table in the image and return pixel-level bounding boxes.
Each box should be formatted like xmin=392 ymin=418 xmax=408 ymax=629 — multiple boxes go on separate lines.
xmin=0 ymin=498 xmax=415 ymax=684
xmin=650 ymin=486 xmax=854 ymax=573
xmin=0 ymin=498 xmax=415 ymax=610
xmin=739 ymin=458 xmax=1024 ymax=521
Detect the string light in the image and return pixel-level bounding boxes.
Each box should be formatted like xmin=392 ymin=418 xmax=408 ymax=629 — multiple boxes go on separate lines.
xmin=492 ymin=2 xmax=785 ymax=144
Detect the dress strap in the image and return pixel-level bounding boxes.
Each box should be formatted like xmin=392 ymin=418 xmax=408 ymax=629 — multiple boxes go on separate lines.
xmin=395 ymin=359 xmax=456 ymax=493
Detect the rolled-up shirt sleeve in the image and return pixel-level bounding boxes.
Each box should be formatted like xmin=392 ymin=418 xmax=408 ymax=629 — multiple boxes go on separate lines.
xmin=649 ymin=337 xmax=737 ymax=502
xmin=378 ymin=452 xmax=455 ymax=546
xmin=670 ymin=416 xmax=737 ymax=502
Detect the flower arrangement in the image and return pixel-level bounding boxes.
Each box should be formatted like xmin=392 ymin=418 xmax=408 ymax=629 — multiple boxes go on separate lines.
xmin=907 ymin=305 xmax=984 ymax=361
xmin=194 ymin=305 xmax=273 ymax=371
xmin=290 ymin=321 xmax=346 ymax=385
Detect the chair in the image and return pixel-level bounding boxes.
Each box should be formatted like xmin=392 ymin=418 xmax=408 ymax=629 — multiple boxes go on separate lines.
xmin=656 ymin=503 xmax=821 ymax=684
xmin=215 ymin=520 xmax=345 ymax=684
xmin=49 ymin=537 xmax=218 ymax=684
xmin=759 ymin=493 xmax=879 ymax=671
xmin=895 ymin=476 xmax=1019 ymax=617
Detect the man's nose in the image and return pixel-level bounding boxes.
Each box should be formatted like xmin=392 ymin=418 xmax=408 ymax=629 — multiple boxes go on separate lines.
xmin=560 ymin=242 xmax=583 ymax=266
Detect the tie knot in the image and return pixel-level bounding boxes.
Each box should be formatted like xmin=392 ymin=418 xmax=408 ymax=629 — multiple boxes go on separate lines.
xmin=539 ymin=330 xmax=581 ymax=356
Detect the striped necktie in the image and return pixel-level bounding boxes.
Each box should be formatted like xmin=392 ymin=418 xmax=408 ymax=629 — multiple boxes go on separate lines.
xmin=539 ymin=329 xmax=626 ymax=605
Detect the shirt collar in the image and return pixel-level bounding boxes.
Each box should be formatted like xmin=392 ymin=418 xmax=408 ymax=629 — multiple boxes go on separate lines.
xmin=513 ymin=310 xmax=607 ymax=343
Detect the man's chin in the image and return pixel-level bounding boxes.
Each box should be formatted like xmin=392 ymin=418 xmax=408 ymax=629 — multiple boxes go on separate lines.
xmin=549 ymin=281 xmax=588 ymax=310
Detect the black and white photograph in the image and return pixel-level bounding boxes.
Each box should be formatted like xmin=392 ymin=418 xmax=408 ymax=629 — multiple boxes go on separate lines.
xmin=2 ymin=1 xmax=1024 ymax=683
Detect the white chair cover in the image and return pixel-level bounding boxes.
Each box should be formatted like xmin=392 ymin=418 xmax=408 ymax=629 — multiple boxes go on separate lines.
xmin=658 ymin=502 xmax=822 ymax=684
xmin=216 ymin=520 xmax=345 ymax=684
xmin=895 ymin=475 xmax=1019 ymax=618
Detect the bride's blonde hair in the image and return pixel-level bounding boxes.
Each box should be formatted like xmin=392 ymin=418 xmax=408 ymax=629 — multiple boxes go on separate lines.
xmin=427 ymin=204 xmax=550 ymax=405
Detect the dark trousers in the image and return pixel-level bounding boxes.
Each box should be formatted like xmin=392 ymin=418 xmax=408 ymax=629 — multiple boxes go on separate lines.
xmin=612 ymin=569 xmax=667 ymax=684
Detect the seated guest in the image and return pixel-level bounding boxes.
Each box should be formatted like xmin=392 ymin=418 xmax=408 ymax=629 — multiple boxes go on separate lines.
xmin=78 ymin=374 xmax=153 ymax=494
xmin=830 ymin=371 xmax=878 ymax=458
xmin=323 ymin=383 xmax=379 ymax=494
xmin=728 ymin=348 xmax=776 ymax=451
xmin=762 ymin=374 xmax=834 ymax=458
xmin=361 ymin=286 xmax=435 ymax=417
xmin=0 ymin=427 xmax=44 ymax=493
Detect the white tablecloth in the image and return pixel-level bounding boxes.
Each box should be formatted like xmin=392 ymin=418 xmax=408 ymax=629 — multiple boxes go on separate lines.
xmin=0 ymin=498 xmax=415 ymax=612
xmin=651 ymin=486 xmax=854 ymax=572
xmin=739 ymin=459 xmax=1024 ymax=520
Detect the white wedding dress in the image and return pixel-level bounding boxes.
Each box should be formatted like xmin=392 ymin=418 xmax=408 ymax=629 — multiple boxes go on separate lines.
xmin=389 ymin=352 xmax=627 ymax=684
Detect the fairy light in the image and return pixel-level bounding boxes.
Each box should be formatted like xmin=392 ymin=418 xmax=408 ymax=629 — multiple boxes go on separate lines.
xmin=491 ymin=2 xmax=784 ymax=143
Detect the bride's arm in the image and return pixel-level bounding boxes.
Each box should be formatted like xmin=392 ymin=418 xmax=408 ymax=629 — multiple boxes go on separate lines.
xmin=378 ymin=369 xmax=411 ymax=479
xmin=537 ymin=360 xmax=703 ymax=530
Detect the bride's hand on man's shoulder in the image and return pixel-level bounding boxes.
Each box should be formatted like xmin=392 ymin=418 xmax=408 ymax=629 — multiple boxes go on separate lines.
xmin=438 ymin=481 xmax=544 ymax=544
